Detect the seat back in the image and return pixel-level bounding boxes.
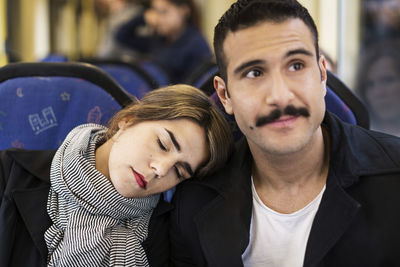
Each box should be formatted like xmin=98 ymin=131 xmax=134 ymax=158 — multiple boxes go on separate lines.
xmin=80 ymin=59 xmax=158 ymax=99
xmin=185 ymin=59 xmax=218 ymax=95
xmin=0 ymin=62 xmax=133 ymax=150
xmin=40 ymin=53 xmax=68 ymax=62
xmin=326 ymin=71 xmax=370 ymax=129
xmin=140 ymin=60 xmax=171 ymax=87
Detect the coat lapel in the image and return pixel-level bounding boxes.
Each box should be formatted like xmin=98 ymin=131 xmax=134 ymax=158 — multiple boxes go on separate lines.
xmin=7 ymin=149 xmax=55 ymax=259
xmin=13 ymin=187 xmax=52 ymax=259
xmin=194 ymin=139 xmax=253 ymax=267
xmin=303 ymin=171 xmax=361 ymax=267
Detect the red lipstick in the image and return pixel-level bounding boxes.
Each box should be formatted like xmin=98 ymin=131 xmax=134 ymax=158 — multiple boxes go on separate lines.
xmin=131 ymin=168 xmax=148 ymax=189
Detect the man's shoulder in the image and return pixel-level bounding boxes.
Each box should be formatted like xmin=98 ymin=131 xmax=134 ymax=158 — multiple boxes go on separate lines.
xmin=355 ymin=127 xmax=400 ymax=166
xmin=337 ymin=124 xmax=400 ymax=175
xmin=172 ymin=139 xmax=252 ymax=211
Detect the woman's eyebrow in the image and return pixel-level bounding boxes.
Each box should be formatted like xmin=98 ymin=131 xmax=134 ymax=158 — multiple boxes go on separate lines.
xmin=165 ymin=128 xmax=181 ymax=151
xmin=165 ymin=128 xmax=194 ymax=176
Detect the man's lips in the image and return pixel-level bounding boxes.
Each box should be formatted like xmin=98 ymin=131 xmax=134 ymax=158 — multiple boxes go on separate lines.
xmin=266 ymin=115 xmax=299 ymax=128
xmin=131 ymin=168 xmax=148 ymax=189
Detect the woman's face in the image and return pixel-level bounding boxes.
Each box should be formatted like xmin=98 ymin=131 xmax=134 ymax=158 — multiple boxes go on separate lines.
xmin=365 ymin=56 xmax=400 ymax=122
xmin=102 ymin=119 xmax=208 ymax=198
xmin=151 ymin=0 xmax=189 ymax=38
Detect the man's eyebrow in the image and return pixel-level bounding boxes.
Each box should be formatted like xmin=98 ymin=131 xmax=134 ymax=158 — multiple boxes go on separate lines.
xmin=285 ymin=48 xmax=313 ymax=58
xmin=166 ymin=128 xmax=180 ymax=152
xmin=234 ymin=59 xmax=265 ymax=75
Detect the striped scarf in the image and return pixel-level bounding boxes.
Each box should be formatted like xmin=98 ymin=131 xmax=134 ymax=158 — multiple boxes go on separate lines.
xmin=45 ymin=124 xmax=159 ymax=267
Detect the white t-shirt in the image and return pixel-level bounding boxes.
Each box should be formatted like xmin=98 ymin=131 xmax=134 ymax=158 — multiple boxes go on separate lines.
xmin=242 ymin=177 xmax=326 ymax=267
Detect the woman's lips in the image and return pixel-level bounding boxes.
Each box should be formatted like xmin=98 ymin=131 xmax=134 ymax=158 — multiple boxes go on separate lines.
xmin=131 ymin=168 xmax=148 ymax=189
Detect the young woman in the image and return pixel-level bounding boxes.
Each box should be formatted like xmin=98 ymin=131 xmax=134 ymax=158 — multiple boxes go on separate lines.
xmin=0 ymin=84 xmax=233 ymax=267
xmin=115 ymin=0 xmax=212 ymax=83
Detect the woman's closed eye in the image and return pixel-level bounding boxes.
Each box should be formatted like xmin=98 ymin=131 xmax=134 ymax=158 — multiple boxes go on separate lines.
xmin=174 ymin=165 xmax=184 ymax=180
xmin=158 ymin=138 xmax=167 ymax=151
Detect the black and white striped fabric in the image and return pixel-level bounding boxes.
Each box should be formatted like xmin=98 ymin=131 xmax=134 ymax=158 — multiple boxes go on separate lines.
xmin=45 ymin=124 xmax=159 ymax=266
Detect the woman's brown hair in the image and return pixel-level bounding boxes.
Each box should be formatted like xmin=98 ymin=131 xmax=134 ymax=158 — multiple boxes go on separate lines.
xmin=106 ymin=84 xmax=233 ymax=178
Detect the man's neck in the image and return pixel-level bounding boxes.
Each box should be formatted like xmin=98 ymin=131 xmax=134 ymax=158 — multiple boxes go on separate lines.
xmin=250 ymin=127 xmax=330 ymax=213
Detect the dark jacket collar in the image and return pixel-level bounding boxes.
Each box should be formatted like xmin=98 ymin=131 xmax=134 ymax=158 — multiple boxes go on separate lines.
xmin=190 ymin=138 xmax=253 ymax=267
xmin=324 ymin=111 xmax=400 ymax=187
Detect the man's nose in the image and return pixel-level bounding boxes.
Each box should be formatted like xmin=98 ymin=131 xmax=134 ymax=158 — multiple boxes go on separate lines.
xmin=265 ymin=72 xmax=294 ymax=107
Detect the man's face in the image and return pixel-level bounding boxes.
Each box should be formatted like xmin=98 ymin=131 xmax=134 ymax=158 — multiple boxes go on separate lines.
xmin=214 ymin=19 xmax=327 ymax=157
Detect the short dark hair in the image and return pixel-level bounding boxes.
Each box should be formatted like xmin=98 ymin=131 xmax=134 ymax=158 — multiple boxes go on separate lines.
xmin=213 ymin=0 xmax=320 ymax=82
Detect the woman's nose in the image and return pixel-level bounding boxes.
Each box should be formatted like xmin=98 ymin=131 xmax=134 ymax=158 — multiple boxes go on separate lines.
xmin=150 ymin=157 xmax=175 ymax=178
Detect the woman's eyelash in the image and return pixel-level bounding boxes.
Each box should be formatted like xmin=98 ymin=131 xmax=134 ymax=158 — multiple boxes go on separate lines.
xmin=157 ymin=138 xmax=166 ymax=151
xmin=174 ymin=166 xmax=184 ymax=180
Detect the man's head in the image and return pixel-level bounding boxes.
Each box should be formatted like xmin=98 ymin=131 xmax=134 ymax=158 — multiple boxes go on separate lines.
xmin=214 ymin=0 xmax=319 ymax=83
xmin=213 ymin=0 xmax=327 ymax=157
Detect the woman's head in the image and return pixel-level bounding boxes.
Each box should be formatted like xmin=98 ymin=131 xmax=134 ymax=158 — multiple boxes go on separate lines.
xmin=149 ymin=0 xmax=199 ymax=38
xmin=100 ymin=84 xmax=233 ymax=197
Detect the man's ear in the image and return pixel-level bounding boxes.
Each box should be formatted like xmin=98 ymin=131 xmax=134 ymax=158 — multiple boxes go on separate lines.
xmin=319 ymin=55 xmax=328 ymax=97
xmin=214 ymin=76 xmax=233 ymax=115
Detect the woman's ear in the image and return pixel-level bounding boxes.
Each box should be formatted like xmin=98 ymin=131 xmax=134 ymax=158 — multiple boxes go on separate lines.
xmin=113 ymin=120 xmax=129 ymax=142
xmin=117 ymin=120 xmax=128 ymax=130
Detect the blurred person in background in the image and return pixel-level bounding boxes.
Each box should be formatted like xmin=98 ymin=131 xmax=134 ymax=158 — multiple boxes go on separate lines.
xmin=115 ymin=0 xmax=212 ymax=83
xmin=362 ymin=0 xmax=400 ymax=45
xmin=357 ymin=39 xmax=400 ymax=137
xmin=95 ymin=0 xmax=143 ymax=59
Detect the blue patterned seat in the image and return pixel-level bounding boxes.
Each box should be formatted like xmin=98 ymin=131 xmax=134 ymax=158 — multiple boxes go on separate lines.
xmin=140 ymin=60 xmax=171 ymax=87
xmin=185 ymin=59 xmax=218 ymax=96
xmin=81 ymin=59 xmax=159 ymax=99
xmin=0 ymin=62 xmax=132 ymax=150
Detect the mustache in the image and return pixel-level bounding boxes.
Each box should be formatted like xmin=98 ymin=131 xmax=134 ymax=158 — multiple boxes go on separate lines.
xmin=255 ymin=105 xmax=310 ymax=127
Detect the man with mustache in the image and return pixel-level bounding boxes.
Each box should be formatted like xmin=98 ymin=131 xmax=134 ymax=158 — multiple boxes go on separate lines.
xmin=170 ymin=0 xmax=400 ymax=266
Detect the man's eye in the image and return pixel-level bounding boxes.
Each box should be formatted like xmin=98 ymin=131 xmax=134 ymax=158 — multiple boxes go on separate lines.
xmin=289 ymin=62 xmax=304 ymax=71
xmin=245 ymin=69 xmax=262 ymax=78
xmin=158 ymin=138 xmax=167 ymax=151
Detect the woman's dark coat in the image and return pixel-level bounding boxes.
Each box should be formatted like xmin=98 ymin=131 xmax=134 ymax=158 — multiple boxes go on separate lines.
xmin=0 ymin=149 xmax=172 ymax=267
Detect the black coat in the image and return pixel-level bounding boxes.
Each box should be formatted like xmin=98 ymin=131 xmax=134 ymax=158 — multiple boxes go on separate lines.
xmin=170 ymin=112 xmax=400 ymax=267
xmin=0 ymin=149 xmax=172 ymax=267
